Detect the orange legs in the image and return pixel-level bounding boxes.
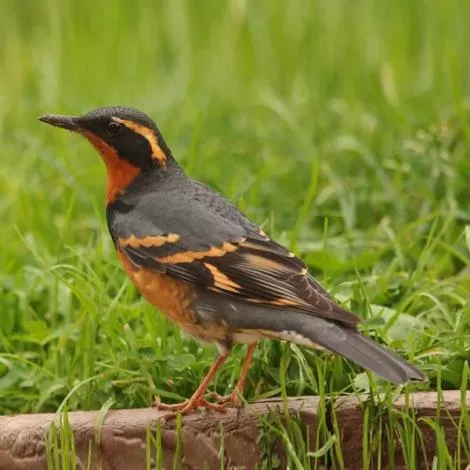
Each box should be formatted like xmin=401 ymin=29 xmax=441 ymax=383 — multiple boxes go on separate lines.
xmin=155 ymin=342 xmax=258 ymax=416
xmin=206 ymin=342 xmax=258 ymax=406
xmin=155 ymin=353 xmax=229 ymax=414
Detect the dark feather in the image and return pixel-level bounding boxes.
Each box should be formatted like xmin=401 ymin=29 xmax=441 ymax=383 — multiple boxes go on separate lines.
xmin=109 ymin=175 xmax=360 ymax=326
xmin=197 ymin=297 xmax=425 ymax=384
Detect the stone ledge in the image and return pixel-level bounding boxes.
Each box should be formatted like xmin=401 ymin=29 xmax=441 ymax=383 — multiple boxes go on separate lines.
xmin=0 ymin=391 xmax=467 ymax=469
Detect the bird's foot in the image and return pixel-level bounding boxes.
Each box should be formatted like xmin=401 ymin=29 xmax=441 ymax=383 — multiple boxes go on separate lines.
xmin=205 ymin=390 xmax=243 ymax=407
xmin=153 ymin=396 xmax=228 ymax=419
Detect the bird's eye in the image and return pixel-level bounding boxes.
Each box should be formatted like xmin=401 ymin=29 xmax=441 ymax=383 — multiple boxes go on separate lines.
xmin=106 ymin=121 xmax=121 ymax=134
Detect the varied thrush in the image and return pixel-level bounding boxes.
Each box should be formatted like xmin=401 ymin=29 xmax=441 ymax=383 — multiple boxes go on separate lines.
xmin=40 ymin=107 xmax=425 ymax=415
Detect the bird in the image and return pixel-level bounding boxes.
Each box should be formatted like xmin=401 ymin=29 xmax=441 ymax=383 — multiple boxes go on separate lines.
xmin=39 ymin=106 xmax=426 ymax=415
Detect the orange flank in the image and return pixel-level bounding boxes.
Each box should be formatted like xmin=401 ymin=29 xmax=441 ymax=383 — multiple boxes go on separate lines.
xmin=118 ymin=250 xmax=231 ymax=344
xmin=118 ymin=250 xmax=196 ymax=325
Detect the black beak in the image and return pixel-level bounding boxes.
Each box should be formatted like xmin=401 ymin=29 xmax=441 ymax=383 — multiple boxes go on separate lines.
xmin=39 ymin=114 xmax=80 ymax=132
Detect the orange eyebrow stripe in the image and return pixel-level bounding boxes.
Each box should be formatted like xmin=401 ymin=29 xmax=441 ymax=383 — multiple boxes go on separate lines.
xmin=204 ymin=262 xmax=242 ymax=293
xmin=157 ymin=242 xmax=239 ymax=264
xmin=119 ymin=233 xmax=180 ymax=248
xmin=113 ymin=117 xmax=167 ymax=167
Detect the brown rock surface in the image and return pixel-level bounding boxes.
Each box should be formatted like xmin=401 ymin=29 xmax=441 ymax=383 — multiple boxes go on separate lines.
xmin=0 ymin=392 xmax=467 ymax=469
xmin=335 ymin=391 xmax=469 ymax=469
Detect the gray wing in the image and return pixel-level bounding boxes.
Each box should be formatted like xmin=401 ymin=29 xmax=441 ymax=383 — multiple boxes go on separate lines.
xmin=107 ymin=179 xmax=360 ymax=326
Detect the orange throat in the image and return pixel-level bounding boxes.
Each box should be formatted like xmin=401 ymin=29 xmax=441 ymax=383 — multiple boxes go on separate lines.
xmin=83 ymin=131 xmax=141 ymax=204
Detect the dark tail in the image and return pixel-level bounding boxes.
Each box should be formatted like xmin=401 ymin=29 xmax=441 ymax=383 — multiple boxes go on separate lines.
xmin=223 ymin=306 xmax=426 ymax=384
xmin=302 ymin=323 xmax=426 ymax=384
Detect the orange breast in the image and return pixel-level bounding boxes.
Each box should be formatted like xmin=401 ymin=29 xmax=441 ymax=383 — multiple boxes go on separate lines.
xmin=83 ymin=131 xmax=141 ymax=204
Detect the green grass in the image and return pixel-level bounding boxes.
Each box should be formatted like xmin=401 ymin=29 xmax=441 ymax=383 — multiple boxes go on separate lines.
xmin=1 ymin=0 xmax=470 ymax=467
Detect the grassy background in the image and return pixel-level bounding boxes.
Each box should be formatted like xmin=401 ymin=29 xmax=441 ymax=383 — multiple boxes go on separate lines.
xmin=1 ymin=0 xmax=470 ymax=465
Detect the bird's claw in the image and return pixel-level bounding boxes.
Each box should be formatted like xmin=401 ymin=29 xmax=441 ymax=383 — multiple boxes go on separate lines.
xmin=152 ymin=396 xmax=230 ymax=420
xmin=204 ymin=390 xmax=243 ymax=407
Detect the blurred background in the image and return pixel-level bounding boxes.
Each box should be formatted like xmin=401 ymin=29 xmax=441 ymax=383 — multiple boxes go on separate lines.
xmin=1 ymin=0 xmax=470 ymax=414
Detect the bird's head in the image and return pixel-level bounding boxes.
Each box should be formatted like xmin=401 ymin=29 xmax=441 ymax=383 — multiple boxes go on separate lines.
xmin=40 ymin=106 xmax=173 ymax=203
